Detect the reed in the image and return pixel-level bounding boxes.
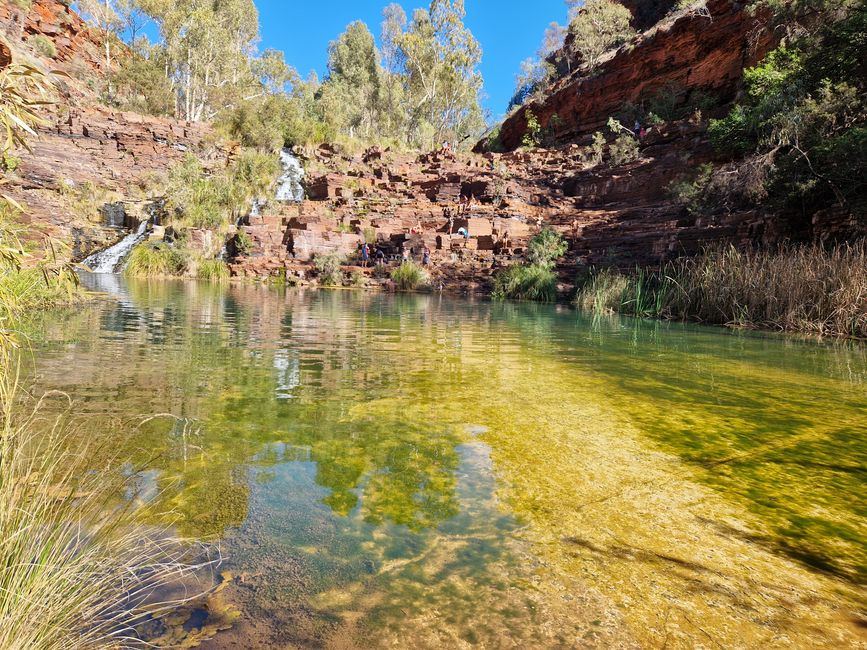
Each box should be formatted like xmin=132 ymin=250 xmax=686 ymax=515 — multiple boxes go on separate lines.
xmin=124 ymin=242 xmax=188 ymax=278
xmin=493 ymin=264 xmax=558 ymax=303
xmin=390 ymin=261 xmax=430 ymax=291
xmin=197 ymin=258 xmax=230 ymax=283
xmin=575 ymin=242 xmax=867 ymax=338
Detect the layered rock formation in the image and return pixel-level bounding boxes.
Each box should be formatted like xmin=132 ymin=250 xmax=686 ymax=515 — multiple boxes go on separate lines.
xmin=487 ymin=0 xmax=779 ymax=151
xmin=231 ymin=120 xmax=801 ymax=293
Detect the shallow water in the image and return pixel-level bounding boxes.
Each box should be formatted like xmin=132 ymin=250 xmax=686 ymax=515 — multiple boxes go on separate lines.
xmin=30 ymin=277 xmax=867 ymax=648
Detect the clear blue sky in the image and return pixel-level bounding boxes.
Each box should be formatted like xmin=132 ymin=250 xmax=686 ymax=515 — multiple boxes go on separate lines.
xmin=254 ymin=0 xmax=569 ymax=121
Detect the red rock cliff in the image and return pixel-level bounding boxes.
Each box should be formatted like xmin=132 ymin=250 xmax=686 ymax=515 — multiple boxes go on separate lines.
xmin=487 ymin=0 xmax=779 ymax=152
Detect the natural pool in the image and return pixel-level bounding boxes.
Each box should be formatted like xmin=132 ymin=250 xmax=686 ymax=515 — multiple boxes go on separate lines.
xmin=29 ymin=276 xmax=867 ymax=648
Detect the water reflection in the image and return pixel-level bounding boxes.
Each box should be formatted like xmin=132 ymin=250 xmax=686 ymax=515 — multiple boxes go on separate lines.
xmin=30 ymin=276 xmax=867 ymax=647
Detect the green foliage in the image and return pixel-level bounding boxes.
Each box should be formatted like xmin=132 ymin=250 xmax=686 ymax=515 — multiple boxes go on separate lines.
xmin=522 ymin=110 xmax=543 ymax=148
xmin=390 ymin=260 xmax=429 ymax=290
xmin=197 ymin=258 xmax=229 ymax=282
xmin=124 ymin=242 xmax=188 ymax=277
xmin=492 ymin=264 xmax=558 ymax=302
xmin=314 ymin=253 xmax=345 ymax=286
xmin=527 ymin=228 xmax=567 ymax=268
xmin=10 ymin=0 xmax=32 ymax=10
xmin=112 ymin=44 xmax=175 ymax=117
xmin=709 ymin=5 xmax=867 ymax=211
xmin=567 ymin=0 xmax=636 ymax=69
xmin=233 ymin=230 xmax=253 ymax=257
xmin=609 ymin=133 xmax=639 ymax=165
xmin=28 ymin=35 xmax=56 ymax=59
xmin=163 ymin=152 xmax=278 ymax=229
xmin=585 ymin=131 xmax=606 ymax=166
xmin=0 ymin=64 xmax=50 ymax=156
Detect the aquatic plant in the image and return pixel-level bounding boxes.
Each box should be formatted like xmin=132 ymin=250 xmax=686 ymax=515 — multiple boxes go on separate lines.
xmin=124 ymin=242 xmax=188 ymax=278
xmin=493 ymin=264 xmax=558 ymax=302
xmin=390 ymin=261 xmax=429 ymax=291
xmin=574 ymin=242 xmax=867 ymax=337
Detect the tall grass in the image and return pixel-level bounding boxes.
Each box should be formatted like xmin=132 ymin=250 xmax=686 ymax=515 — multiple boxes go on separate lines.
xmin=124 ymin=243 xmax=188 ymax=278
xmin=197 ymin=258 xmax=230 ymax=282
xmin=493 ymin=264 xmax=558 ymax=302
xmin=390 ymin=261 xmax=430 ymax=291
xmin=1 ymin=203 xmax=215 ymax=647
xmin=0 ymin=362 xmax=216 ymax=649
xmin=575 ymin=242 xmax=867 ymax=338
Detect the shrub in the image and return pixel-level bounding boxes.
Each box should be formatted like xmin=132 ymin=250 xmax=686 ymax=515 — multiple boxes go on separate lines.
xmin=233 ymin=230 xmax=253 ymax=257
xmin=390 ymin=261 xmax=429 ymax=291
xmin=567 ymin=0 xmax=636 ymax=69
xmin=609 ymin=133 xmax=640 ymax=166
xmin=28 ymin=35 xmax=56 ymax=59
xmin=124 ymin=242 xmax=188 ymax=277
xmin=493 ymin=264 xmax=558 ymax=302
xmin=197 ymin=258 xmax=230 ymax=282
xmin=522 ymin=110 xmax=543 ymax=148
xmin=10 ymin=0 xmax=32 ymax=10
xmin=314 ymin=253 xmax=344 ymax=286
xmin=585 ymin=132 xmax=606 ymax=166
xmin=527 ymin=228 xmax=568 ymax=268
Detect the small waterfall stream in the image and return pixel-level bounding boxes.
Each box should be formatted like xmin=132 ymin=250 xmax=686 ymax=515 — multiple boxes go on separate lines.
xmin=82 ymin=220 xmax=150 ymax=274
xmin=275 ymin=148 xmax=305 ymax=202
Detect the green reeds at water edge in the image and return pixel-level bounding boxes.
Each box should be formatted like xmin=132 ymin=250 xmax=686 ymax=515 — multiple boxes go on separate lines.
xmin=574 ymin=242 xmax=867 ymax=338
xmin=1 ymin=208 xmax=218 ymax=648
xmin=391 ymin=261 xmax=430 ymax=291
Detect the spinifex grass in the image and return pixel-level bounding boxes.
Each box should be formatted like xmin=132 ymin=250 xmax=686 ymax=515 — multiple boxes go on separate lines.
xmin=0 ymin=350 xmax=218 ymax=649
xmin=575 ymin=242 xmax=867 ymax=337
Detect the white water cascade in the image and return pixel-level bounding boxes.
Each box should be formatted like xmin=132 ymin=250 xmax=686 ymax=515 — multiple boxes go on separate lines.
xmin=275 ymin=148 xmax=305 ymax=202
xmin=82 ymin=220 xmax=150 ymax=273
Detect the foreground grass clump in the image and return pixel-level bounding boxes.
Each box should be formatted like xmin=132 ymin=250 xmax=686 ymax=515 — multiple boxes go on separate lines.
xmin=124 ymin=242 xmax=188 ymax=278
xmin=314 ymin=253 xmax=345 ymax=287
xmin=391 ymin=261 xmax=429 ymax=291
xmin=197 ymin=258 xmax=230 ymax=282
xmin=0 ymin=368 xmax=214 ymax=649
xmin=493 ymin=264 xmax=558 ymax=302
xmin=575 ymin=242 xmax=867 ymax=337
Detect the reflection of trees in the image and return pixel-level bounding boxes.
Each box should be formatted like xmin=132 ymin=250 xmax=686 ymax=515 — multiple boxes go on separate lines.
xmin=35 ymin=282 xmax=467 ymax=539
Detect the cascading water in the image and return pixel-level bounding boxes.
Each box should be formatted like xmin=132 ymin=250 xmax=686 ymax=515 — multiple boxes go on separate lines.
xmin=82 ymin=220 xmax=150 ymax=274
xmin=275 ymin=148 xmax=305 ymax=202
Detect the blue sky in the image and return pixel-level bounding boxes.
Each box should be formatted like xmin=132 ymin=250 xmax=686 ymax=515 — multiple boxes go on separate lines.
xmin=254 ymin=0 xmax=569 ymax=120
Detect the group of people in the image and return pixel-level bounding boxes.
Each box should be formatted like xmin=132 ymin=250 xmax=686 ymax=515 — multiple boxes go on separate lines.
xmin=358 ymin=242 xmax=430 ymax=268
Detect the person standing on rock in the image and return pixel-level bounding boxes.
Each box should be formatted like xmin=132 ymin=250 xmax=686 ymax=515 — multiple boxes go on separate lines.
xmin=423 ymin=246 xmax=431 ymax=266
xmin=402 ymin=247 xmax=410 ymax=264
xmin=361 ymin=242 xmax=370 ymax=268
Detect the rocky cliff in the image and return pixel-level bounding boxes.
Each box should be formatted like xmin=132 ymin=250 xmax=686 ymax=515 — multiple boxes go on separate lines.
xmin=488 ymin=0 xmax=779 ymax=151
xmin=1 ymin=0 xmax=217 ymax=259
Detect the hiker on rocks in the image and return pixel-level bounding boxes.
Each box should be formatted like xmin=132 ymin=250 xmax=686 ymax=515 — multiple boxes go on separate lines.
xmin=458 ymin=195 xmax=468 ymax=216
xmin=360 ymin=242 xmax=370 ymax=268
xmin=376 ymin=247 xmax=386 ymax=264
xmin=457 ymin=227 xmax=470 ymax=240
xmin=402 ymin=247 xmax=410 ymax=263
xmin=634 ymin=119 xmax=641 ymax=135
xmin=423 ymin=246 xmax=431 ymax=266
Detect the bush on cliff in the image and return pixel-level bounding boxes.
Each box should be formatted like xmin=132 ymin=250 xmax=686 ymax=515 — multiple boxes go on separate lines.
xmin=390 ymin=261 xmax=429 ymax=291
xmin=314 ymin=253 xmax=345 ymax=287
xmin=527 ymin=228 xmax=568 ymax=268
xmin=493 ymin=264 xmax=558 ymax=303
xmin=567 ymin=0 xmax=636 ymax=69
xmin=709 ymin=5 xmax=866 ymax=213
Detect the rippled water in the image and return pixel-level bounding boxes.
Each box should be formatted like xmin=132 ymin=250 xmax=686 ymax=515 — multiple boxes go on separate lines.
xmin=29 ymin=276 xmax=867 ymax=648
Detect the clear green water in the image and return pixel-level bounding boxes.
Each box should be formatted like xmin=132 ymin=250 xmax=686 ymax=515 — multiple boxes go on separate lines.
xmin=29 ymin=276 xmax=867 ymax=648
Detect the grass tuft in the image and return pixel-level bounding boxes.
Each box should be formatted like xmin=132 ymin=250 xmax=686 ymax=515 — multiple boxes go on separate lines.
xmin=493 ymin=264 xmax=558 ymax=302
xmin=390 ymin=261 xmax=429 ymax=291
xmin=124 ymin=243 xmax=188 ymax=278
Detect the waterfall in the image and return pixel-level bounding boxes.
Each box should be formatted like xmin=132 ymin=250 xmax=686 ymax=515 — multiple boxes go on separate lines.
xmin=275 ymin=148 xmax=305 ymax=202
xmin=82 ymin=220 xmax=150 ymax=274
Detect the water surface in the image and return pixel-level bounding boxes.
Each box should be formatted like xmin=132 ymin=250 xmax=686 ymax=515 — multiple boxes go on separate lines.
xmin=30 ymin=276 xmax=867 ymax=648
